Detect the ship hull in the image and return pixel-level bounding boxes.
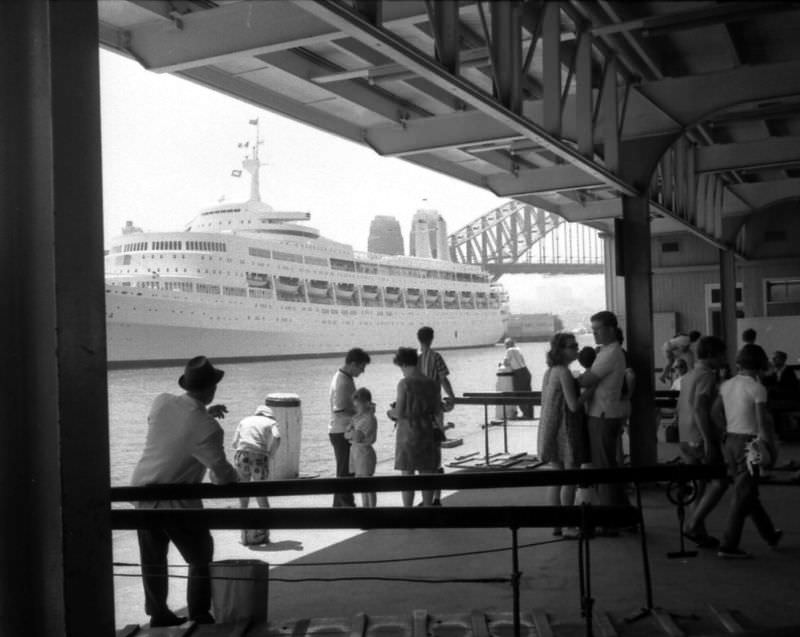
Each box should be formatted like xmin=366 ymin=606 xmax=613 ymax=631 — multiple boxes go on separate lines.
xmin=106 ymin=289 xmax=504 ymax=367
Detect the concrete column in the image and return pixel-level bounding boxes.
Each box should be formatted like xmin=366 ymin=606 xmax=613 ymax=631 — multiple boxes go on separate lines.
xmin=0 ymin=2 xmax=114 ymax=635
xmin=622 ymin=196 xmax=657 ymax=466
xmin=719 ymin=248 xmax=738 ymax=371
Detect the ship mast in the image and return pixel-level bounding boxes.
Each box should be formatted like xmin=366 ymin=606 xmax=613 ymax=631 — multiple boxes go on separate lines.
xmin=242 ymin=118 xmax=263 ymax=203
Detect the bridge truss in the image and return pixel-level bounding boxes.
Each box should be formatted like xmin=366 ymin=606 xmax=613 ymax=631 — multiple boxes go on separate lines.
xmin=448 ymin=201 xmax=605 ymax=278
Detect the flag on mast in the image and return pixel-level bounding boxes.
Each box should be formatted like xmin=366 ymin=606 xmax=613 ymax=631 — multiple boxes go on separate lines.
xmin=231 ymin=170 xmax=242 ymax=177
xmin=249 ymin=118 xmax=259 ymax=125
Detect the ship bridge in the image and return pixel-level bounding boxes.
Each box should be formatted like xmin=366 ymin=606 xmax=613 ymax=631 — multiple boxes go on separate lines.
xmin=6 ymin=2 xmax=800 ymax=634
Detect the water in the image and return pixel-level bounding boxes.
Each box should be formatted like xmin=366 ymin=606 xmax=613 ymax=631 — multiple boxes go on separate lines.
xmin=108 ymin=342 xmax=572 ymax=486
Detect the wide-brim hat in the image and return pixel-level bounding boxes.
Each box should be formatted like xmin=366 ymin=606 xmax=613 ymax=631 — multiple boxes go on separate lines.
xmin=179 ymin=355 xmax=224 ymax=391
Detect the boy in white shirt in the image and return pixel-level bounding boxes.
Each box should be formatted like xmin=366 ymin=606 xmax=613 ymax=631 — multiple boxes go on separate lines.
xmin=712 ymin=344 xmax=782 ymax=558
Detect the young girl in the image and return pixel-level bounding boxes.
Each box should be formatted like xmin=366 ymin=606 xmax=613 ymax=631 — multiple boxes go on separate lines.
xmin=345 ymin=387 xmax=378 ymax=507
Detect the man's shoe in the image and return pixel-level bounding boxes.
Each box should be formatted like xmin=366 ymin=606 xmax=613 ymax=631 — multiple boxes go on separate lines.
xmin=191 ymin=613 xmax=215 ymax=625
xmin=150 ymin=613 xmax=187 ymax=627
xmin=683 ymin=530 xmax=720 ymax=549
xmin=769 ymin=529 xmax=784 ymax=549
xmin=717 ymin=547 xmax=752 ymax=559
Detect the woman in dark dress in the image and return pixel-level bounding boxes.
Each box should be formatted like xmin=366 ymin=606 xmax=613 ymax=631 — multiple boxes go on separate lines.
xmin=388 ymin=347 xmax=442 ymax=507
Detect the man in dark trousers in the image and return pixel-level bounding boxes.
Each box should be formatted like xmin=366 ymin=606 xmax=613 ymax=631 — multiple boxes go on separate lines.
xmin=328 ymin=347 xmax=371 ymax=507
xmin=131 ymin=356 xmax=239 ymax=627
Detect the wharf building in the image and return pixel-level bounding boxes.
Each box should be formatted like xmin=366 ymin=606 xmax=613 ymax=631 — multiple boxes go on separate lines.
xmin=367 ymin=215 xmax=404 ymax=255
xmin=7 ymin=3 xmax=800 ymax=635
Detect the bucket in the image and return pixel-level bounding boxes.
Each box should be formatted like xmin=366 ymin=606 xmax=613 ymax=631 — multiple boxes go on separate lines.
xmin=210 ymin=559 xmax=269 ymax=624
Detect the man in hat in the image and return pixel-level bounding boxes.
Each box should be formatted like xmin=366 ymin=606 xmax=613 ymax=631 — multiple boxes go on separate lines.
xmin=131 ymin=355 xmax=239 ymax=627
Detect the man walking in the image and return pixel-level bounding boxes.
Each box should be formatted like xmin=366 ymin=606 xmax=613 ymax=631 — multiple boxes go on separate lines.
xmin=131 ymin=356 xmax=239 ymax=627
xmin=329 ymin=347 xmax=371 ymax=507
xmin=579 ymin=311 xmax=627 ymax=513
xmin=501 ymin=338 xmax=533 ymax=418
xmin=678 ymin=336 xmax=728 ymax=548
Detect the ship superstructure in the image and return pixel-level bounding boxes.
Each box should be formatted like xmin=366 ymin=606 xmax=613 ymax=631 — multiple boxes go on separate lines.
xmin=105 ymin=126 xmax=506 ymax=365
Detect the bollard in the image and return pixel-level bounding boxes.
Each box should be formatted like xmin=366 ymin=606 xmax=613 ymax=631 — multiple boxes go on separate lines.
xmin=495 ymin=369 xmax=516 ymax=420
xmin=265 ymin=393 xmax=302 ymax=479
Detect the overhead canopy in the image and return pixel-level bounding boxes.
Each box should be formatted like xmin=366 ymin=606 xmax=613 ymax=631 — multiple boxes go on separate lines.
xmin=98 ymin=0 xmax=800 ymax=254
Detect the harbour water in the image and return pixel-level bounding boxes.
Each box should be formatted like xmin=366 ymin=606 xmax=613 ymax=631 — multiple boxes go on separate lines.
xmin=108 ymin=341 xmax=583 ymax=485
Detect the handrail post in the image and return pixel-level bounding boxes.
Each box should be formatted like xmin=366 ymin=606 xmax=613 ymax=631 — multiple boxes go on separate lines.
xmin=635 ymin=483 xmax=654 ymax=610
xmin=484 ymin=403 xmax=490 ymax=465
xmin=510 ymin=526 xmax=521 ymax=637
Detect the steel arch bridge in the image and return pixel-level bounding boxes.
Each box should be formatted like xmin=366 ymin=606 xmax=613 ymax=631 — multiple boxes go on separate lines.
xmin=449 ymin=201 xmax=604 ymax=278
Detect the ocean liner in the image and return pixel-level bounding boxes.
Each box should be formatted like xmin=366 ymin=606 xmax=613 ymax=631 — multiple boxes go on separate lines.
xmin=105 ymin=128 xmax=507 ymax=366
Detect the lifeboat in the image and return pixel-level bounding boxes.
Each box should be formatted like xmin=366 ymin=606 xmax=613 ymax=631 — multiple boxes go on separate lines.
xmin=475 ymin=292 xmax=488 ymax=307
xmin=384 ymin=286 xmax=401 ymax=302
xmin=425 ymin=289 xmax=440 ymax=303
xmin=361 ymin=285 xmax=380 ymax=301
xmin=335 ymin=283 xmax=355 ymax=300
xmin=246 ymin=272 xmax=272 ymax=289
xmin=460 ymin=291 xmax=474 ymax=307
xmin=276 ymin=276 xmax=300 ymax=295
xmin=444 ymin=291 xmax=458 ymax=305
xmin=405 ymin=288 xmax=421 ymax=303
xmin=307 ymin=279 xmax=330 ymax=298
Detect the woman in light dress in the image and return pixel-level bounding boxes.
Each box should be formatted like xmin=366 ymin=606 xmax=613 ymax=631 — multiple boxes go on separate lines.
xmin=537 ymin=332 xmax=588 ymax=537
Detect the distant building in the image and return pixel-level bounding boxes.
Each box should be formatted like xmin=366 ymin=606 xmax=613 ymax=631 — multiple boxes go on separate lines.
xmin=367 ymin=215 xmax=404 ymax=255
xmin=409 ymin=209 xmax=449 ymax=260
xmin=122 ymin=220 xmax=142 ymax=234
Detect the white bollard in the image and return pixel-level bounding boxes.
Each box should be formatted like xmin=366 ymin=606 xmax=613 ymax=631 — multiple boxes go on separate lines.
xmin=495 ymin=369 xmax=517 ymax=420
xmin=265 ymin=393 xmax=302 ymax=479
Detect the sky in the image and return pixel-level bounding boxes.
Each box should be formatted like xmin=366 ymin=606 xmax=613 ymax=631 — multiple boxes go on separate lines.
xmin=98 ymin=49 xmax=604 ymax=318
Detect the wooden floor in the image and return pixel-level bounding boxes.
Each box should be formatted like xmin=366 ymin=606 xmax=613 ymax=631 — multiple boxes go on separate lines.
xmin=116 ymin=608 xmax=800 ymax=637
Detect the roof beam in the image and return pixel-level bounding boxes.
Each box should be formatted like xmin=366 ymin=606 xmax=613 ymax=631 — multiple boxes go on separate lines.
xmin=696 ymin=137 xmax=800 ymax=174
xmin=121 ymin=1 xmax=430 ymax=73
xmin=589 ymin=2 xmax=798 ymax=37
xmin=726 ymin=177 xmax=800 ymax=211
xmin=364 ymin=111 xmax=522 ymax=157
xmin=297 ymin=0 xmax=638 ymax=197
xmin=485 ymin=165 xmax=604 ymax=197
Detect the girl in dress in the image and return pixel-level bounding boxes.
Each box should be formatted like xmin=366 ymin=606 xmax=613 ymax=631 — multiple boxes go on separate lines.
xmin=538 ymin=332 xmax=587 ymax=536
xmin=346 ymin=387 xmax=378 ymax=507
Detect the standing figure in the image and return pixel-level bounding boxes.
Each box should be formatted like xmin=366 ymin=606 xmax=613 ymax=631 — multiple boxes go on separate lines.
xmin=501 ymin=338 xmax=533 ymax=418
xmin=537 ymin=332 xmax=584 ymax=536
xmin=346 ymin=387 xmax=378 ymax=507
xmin=130 ymin=356 xmax=239 ymax=627
xmin=388 ymin=347 xmax=443 ymax=507
xmin=713 ymin=344 xmax=782 ymax=558
xmin=678 ymin=336 xmax=728 ymax=548
xmin=417 ymin=325 xmax=456 ymax=506
xmin=329 ymin=347 xmax=371 ymax=507
xmin=232 ymin=401 xmax=281 ymax=545
xmin=579 ymin=311 xmax=627 ymax=518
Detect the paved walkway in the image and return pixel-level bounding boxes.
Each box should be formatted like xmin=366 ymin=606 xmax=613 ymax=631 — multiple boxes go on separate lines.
xmin=113 ymin=422 xmax=800 ymax=635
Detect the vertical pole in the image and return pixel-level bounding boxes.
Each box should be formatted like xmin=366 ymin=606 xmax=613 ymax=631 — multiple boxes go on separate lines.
xmin=634 ymin=484 xmax=654 ymax=610
xmin=719 ymin=249 xmax=738 ymax=371
xmin=576 ymin=30 xmax=593 ymax=157
xmin=622 ymin=195 xmax=657 ymax=466
xmin=542 ymin=1 xmax=562 ymax=135
xmin=484 ymin=404 xmax=490 ymax=465
xmin=602 ymin=57 xmax=619 ymax=173
xmin=510 ymin=527 xmax=521 ymax=637
xmin=0 ymin=1 xmax=114 ymax=635
xmin=491 ymin=0 xmax=521 ymax=113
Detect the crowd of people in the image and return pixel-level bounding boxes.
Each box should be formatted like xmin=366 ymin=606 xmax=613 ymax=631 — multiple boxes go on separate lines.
xmin=127 ymin=318 xmax=796 ymax=626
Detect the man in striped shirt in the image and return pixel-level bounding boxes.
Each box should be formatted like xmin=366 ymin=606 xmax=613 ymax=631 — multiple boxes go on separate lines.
xmin=417 ymin=326 xmax=455 ymax=506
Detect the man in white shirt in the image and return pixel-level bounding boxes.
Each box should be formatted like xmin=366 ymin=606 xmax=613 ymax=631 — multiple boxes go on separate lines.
xmin=712 ymin=344 xmax=781 ymax=558
xmin=131 ymin=356 xmax=239 ymax=627
xmin=502 ymin=338 xmax=533 ymax=418
xmin=579 ymin=311 xmax=627 ymax=511
xmin=329 ymin=347 xmax=371 ymax=507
